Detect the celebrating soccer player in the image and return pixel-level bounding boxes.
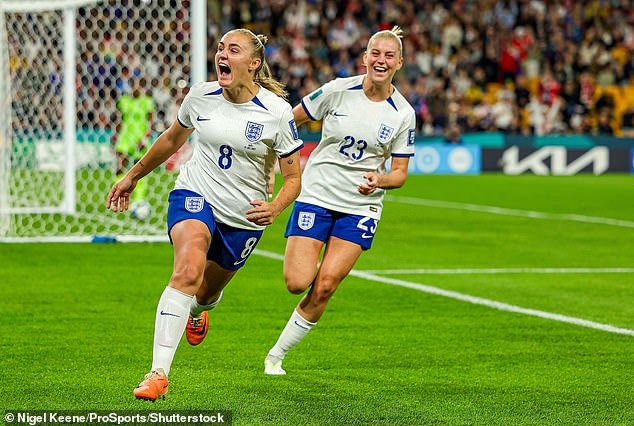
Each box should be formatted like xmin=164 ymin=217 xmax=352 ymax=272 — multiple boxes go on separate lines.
xmin=107 ymin=28 xmax=302 ymax=400
xmin=264 ymin=26 xmax=416 ymax=375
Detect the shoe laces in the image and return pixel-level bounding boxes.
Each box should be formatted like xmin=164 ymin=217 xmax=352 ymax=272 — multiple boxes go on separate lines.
xmin=190 ymin=317 xmax=204 ymax=327
xmin=144 ymin=370 xmax=166 ymax=381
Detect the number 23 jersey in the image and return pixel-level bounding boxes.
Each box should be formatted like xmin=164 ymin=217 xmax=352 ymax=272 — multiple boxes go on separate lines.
xmin=298 ymin=75 xmax=415 ymax=220
xmin=176 ymin=82 xmax=303 ymax=230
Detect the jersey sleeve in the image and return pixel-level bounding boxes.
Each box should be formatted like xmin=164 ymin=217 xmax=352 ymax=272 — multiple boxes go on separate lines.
xmin=274 ymin=103 xmax=304 ymax=158
xmin=299 ymin=79 xmax=339 ymax=121
xmin=176 ymin=87 xmax=197 ymax=129
xmin=391 ymin=109 xmax=416 ymax=157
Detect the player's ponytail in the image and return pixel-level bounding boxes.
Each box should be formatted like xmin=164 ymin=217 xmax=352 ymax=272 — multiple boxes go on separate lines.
xmin=229 ymin=29 xmax=288 ymax=100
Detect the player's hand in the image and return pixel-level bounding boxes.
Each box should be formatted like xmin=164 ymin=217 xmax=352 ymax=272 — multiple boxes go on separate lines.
xmin=106 ymin=176 xmax=137 ymax=212
xmin=358 ymin=172 xmax=380 ymax=195
xmin=246 ymin=200 xmax=280 ymax=226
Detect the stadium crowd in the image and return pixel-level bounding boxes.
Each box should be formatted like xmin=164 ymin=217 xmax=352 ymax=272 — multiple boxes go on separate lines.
xmin=10 ymin=0 xmax=634 ymax=139
xmin=205 ymin=0 xmax=634 ymax=137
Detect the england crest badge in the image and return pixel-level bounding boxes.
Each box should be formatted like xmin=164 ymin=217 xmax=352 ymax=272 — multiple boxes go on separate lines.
xmin=298 ymin=212 xmax=315 ymax=230
xmin=185 ymin=197 xmax=204 ymax=213
xmin=378 ymin=124 xmax=394 ymax=143
xmin=245 ymin=121 xmax=264 ymax=142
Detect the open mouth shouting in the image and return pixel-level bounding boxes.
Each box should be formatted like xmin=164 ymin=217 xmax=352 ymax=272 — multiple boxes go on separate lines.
xmin=217 ymin=62 xmax=232 ymax=82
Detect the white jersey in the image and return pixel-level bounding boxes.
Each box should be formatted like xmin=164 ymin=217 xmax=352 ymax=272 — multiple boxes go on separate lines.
xmin=175 ymin=82 xmax=303 ymax=230
xmin=298 ymin=75 xmax=415 ymax=220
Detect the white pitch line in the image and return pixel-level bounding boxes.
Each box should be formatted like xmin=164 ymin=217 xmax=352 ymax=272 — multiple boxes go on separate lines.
xmin=255 ymin=249 xmax=285 ymax=261
xmin=254 ymin=249 xmax=634 ymax=337
xmin=385 ymin=195 xmax=634 ymax=228
xmin=361 ymin=267 xmax=634 ymax=275
xmin=350 ymin=270 xmax=634 ymax=337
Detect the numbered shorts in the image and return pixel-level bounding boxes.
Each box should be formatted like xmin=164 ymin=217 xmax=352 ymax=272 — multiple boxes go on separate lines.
xmin=284 ymin=201 xmax=378 ymax=250
xmin=167 ymin=189 xmax=263 ymax=270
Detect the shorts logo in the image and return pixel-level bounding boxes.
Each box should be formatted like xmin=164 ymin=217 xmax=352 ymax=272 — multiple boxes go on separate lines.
xmin=298 ymin=212 xmax=315 ymax=230
xmin=378 ymin=124 xmax=394 ymax=143
xmin=408 ymin=129 xmax=415 ymax=145
xmin=289 ymin=119 xmax=299 ymax=140
xmin=185 ymin=197 xmax=204 ymax=213
xmin=245 ymin=121 xmax=264 ymax=142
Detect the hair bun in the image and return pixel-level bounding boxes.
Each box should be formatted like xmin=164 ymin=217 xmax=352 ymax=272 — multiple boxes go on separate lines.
xmin=391 ymin=26 xmax=404 ymax=39
xmin=256 ymin=34 xmax=268 ymax=45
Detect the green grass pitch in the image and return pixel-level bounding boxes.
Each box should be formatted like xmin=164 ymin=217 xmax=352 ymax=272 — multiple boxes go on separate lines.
xmin=1 ymin=174 xmax=633 ymax=425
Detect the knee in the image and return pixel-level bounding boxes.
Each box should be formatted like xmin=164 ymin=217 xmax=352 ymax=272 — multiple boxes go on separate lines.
xmin=310 ymin=277 xmax=339 ymax=304
xmin=284 ymin=272 xmax=312 ymax=295
xmin=170 ymin=262 xmax=204 ymax=291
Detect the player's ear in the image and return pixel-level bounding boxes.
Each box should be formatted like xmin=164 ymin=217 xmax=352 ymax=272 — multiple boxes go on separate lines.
xmin=249 ymin=58 xmax=262 ymax=72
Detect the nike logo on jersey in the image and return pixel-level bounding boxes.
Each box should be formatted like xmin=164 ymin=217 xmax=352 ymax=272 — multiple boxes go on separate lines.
xmin=197 ymin=116 xmax=210 ymax=121
xmin=233 ymin=258 xmax=247 ymax=266
xmin=333 ymin=112 xmax=347 ymax=117
xmin=160 ymin=310 xmax=180 ymax=317
xmin=361 ymin=233 xmax=374 ymax=239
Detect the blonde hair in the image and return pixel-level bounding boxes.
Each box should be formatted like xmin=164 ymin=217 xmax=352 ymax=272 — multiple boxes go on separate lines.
xmin=227 ymin=28 xmax=288 ymax=100
xmin=367 ymin=26 xmax=404 ymax=58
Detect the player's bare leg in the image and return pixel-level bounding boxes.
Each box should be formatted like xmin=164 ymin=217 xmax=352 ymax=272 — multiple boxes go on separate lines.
xmin=265 ymin=237 xmax=362 ymax=374
xmin=283 ymin=235 xmax=323 ymax=294
xmin=297 ymin=237 xmax=362 ymax=322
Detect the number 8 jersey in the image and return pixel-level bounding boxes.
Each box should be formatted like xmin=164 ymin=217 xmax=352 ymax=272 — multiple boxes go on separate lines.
xmin=175 ymin=82 xmax=303 ymax=230
xmin=298 ymin=75 xmax=416 ymax=220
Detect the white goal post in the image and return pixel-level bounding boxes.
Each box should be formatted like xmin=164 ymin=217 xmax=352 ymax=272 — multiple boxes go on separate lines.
xmin=0 ymin=0 xmax=207 ymax=242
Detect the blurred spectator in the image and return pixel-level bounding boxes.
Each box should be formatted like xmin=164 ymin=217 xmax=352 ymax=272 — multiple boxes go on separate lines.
xmin=539 ymin=70 xmax=562 ymax=106
xmin=595 ymin=108 xmax=615 ymax=135
xmin=444 ymin=123 xmax=464 ymax=144
xmin=491 ymin=89 xmax=515 ymax=131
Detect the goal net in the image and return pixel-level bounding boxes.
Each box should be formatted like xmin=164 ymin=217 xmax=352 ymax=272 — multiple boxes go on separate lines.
xmin=0 ymin=0 xmax=201 ymax=242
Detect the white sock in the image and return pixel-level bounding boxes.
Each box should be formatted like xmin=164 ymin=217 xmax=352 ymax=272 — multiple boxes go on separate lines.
xmin=266 ymin=308 xmax=316 ymax=364
xmin=190 ymin=291 xmax=223 ymax=318
xmin=151 ymin=286 xmax=194 ymax=377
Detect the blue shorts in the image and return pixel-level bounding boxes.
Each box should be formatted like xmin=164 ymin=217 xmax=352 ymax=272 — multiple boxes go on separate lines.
xmin=167 ymin=189 xmax=263 ymax=270
xmin=284 ymin=201 xmax=378 ymax=250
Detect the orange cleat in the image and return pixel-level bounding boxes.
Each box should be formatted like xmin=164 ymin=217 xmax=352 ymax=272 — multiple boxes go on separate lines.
xmin=133 ymin=369 xmax=168 ymax=401
xmin=186 ymin=311 xmax=209 ymax=346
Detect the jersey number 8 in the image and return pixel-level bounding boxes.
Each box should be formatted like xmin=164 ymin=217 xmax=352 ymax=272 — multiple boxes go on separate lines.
xmin=218 ymin=145 xmax=233 ymax=169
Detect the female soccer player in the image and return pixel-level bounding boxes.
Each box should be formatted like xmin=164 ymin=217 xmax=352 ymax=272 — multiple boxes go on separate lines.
xmin=264 ymin=26 xmax=415 ymax=375
xmin=107 ymin=28 xmax=303 ymax=400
